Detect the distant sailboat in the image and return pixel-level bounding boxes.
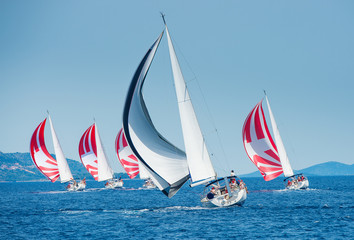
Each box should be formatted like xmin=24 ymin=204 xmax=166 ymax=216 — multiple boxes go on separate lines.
xmin=30 ymin=114 xmax=86 ymax=191
xmin=242 ymin=93 xmax=309 ymax=190
xmin=121 ymin=16 xmax=247 ymax=206
xmin=79 ymin=122 xmax=123 ymax=188
xmin=115 ymin=128 xmax=156 ymax=189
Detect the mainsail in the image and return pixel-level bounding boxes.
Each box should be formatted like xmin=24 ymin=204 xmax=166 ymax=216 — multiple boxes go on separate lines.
xmin=166 ymin=27 xmax=216 ymax=186
xmin=48 ymin=115 xmax=74 ymax=183
xmin=265 ymin=96 xmax=294 ymax=177
xmin=122 ymin=30 xmax=190 ymax=198
xmin=30 ymin=117 xmax=74 ymax=183
xmin=242 ymin=97 xmax=294 ymax=181
xmin=79 ymin=123 xmax=114 ymax=182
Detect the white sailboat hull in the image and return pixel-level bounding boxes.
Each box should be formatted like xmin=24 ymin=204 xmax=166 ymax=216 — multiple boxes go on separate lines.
xmin=66 ymin=180 xmax=86 ymax=192
xmin=76 ymin=181 xmax=87 ymax=191
xmin=105 ymin=179 xmax=124 ymax=189
xmin=286 ymin=179 xmax=309 ymax=190
xmin=143 ymin=184 xmax=157 ymax=189
xmin=202 ymin=188 xmax=247 ymax=207
xmin=143 ymin=182 xmax=157 ymax=189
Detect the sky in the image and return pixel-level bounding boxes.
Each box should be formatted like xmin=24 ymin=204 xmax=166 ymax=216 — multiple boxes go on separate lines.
xmin=1 ymin=1 xmax=353 ymax=177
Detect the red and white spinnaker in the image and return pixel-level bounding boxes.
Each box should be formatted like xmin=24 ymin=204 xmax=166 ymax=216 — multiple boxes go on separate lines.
xmin=78 ymin=124 xmax=99 ymax=180
xmin=78 ymin=123 xmax=114 ymax=182
xmin=30 ymin=116 xmax=74 ymax=183
xmin=115 ymin=128 xmax=139 ymax=179
xmin=242 ymin=100 xmax=284 ymax=181
xmin=115 ymin=128 xmax=149 ymax=179
xmin=30 ymin=119 xmax=60 ymax=182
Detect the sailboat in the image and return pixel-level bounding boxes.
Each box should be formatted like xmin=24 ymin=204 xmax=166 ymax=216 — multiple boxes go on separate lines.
xmin=30 ymin=114 xmax=86 ymax=191
xmin=79 ymin=122 xmax=123 ymax=189
xmin=121 ymin=16 xmax=247 ymax=207
xmin=115 ymin=128 xmax=156 ymax=189
xmin=242 ymin=93 xmax=309 ymax=190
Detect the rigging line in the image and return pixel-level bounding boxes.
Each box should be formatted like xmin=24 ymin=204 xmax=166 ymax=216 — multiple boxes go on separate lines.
xmin=169 ymin=33 xmax=231 ymax=173
xmin=190 ymin=190 xmax=205 ymax=199
xmin=185 ymin=76 xmax=197 ymax=84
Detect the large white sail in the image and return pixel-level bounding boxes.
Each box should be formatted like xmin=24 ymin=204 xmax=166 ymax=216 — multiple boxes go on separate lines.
xmin=138 ymin=161 xmax=150 ymax=179
xmin=166 ymin=27 xmax=216 ymax=185
xmin=48 ymin=115 xmax=74 ymax=183
xmin=122 ymin=31 xmax=190 ymax=198
xmin=265 ymin=96 xmax=294 ymax=177
xmin=95 ymin=123 xmax=114 ymax=181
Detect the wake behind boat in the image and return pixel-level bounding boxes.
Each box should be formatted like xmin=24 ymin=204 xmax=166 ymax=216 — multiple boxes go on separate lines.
xmin=121 ymin=15 xmax=246 ymax=207
xmin=242 ymin=93 xmax=309 ymax=190
xmin=30 ymin=114 xmax=86 ymax=191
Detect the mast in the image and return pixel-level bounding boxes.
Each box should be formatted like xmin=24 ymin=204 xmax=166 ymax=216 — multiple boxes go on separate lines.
xmin=160 ymin=12 xmax=166 ymax=25
xmin=264 ymin=94 xmax=294 ymax=177
xmin=48 ymin=113 xmax=74 ymax=183
xmin=165 ymin=21 xmax=216 ymax=186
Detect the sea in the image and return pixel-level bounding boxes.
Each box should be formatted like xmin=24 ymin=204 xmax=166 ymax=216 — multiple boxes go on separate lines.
xmin=0 ymin=176 xmax=353 ymax=239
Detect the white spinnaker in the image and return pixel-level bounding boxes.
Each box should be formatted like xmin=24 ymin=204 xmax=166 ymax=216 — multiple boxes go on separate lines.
xmin=138 ymin=160 xmax=149 ymax=179
xmin=123 ymin=31 xmax=189 ymax=197
xmin=48 ymin=115 xmax=73 ymax=183
xmin=265 ymin=96 xmax=294 ymax=177
xmin=166 ymin=27 xmax=216 ymax=185
xmin=95 ymin=123 xmax=114 ymax=181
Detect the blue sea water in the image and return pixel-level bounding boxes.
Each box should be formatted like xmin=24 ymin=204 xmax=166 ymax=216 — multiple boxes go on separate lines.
xmin=0 ymin=176 xmax=353 ymax=239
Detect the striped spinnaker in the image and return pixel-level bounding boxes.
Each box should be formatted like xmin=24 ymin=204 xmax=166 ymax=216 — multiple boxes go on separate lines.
xmin=78 ymin=124 xmax=98 ymax=180
xmin=30 ymin=118 xmax=59 ymax=182
xmin=242 ymin=100 xmax=283 ymax=181
xmin=115 ymin=128 xmax=139 ymax=179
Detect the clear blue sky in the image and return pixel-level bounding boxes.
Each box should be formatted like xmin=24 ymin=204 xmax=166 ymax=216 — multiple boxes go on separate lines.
xmin=1 ymin=1 xmax=353 ymax=176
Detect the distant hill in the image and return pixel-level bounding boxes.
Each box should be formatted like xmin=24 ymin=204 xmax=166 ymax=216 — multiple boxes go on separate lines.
xmin=300 ymin=161 xmax=354 ymax=176
xmin=1 ymin=151 xmax=352 ymax=181
xmin=0 ymin=151 xmax=128 ymax=182
xmin=240 ymin=161 xmax=354 ymax=178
